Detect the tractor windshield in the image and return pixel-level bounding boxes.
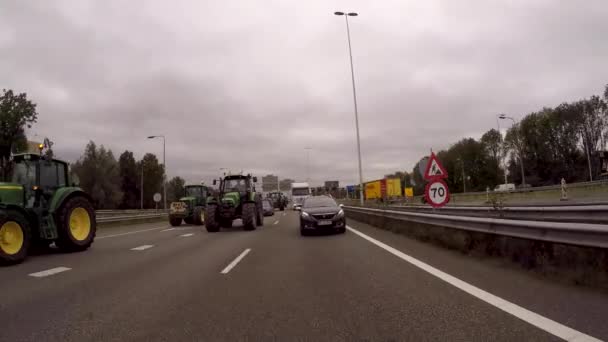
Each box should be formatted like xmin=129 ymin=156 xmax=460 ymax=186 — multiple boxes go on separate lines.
xmin=11 ymin=161 xmax=35 ymax=187
xmin=223 ymin=178 xmax=247 ymax=193
xmin=185 ymin=187 xmax=203 ymax=197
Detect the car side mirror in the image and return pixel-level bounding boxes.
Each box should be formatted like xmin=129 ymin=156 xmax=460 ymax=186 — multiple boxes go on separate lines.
xmin=339 ymin=204 xmax=344 ymax=208
xmin=213 ymin=179 xmax=217 ymax=185
xmin=253 ymin=177 xmax=258 ymax=183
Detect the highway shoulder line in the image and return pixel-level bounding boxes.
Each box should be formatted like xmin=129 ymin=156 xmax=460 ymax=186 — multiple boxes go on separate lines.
xmin=131 ymin=245 xmax=155 ymax=251
xmin=221 ymin=248 xmax=251 ymax=274
xmin=29 ymin=267 xmax=71 ymax=278
xmin=346 ymin=225 xmax=601 ymax=342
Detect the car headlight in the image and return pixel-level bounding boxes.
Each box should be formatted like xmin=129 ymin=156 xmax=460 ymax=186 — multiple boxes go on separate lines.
xmin=301 ymin=211 xmax=310 ymax=218
xmin=336 ymin=209 xmax=344 ymax=218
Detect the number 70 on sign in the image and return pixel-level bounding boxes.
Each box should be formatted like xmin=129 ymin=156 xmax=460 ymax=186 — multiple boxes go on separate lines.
xmin=424 ymin=179 xmax=450 ymax=208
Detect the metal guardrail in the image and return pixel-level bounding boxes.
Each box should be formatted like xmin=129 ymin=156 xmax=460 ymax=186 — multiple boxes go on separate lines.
xmin=382 ymin=204 xmax=608 ymax=224
xmin=96 ymin=213 xmax=167 ymax=223
xmin=344 ymin=206 xmax=608 ymax=249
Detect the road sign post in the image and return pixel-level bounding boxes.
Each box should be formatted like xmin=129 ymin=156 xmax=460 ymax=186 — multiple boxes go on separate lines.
xmin=153 ymin=193 xmax=161 ymax=212
xmin=423 ymin=152 xmax=450 ymax=208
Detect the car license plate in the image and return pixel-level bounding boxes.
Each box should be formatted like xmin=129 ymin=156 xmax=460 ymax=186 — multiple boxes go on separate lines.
xmin=318 ymin=220 xmax=332 ymax=226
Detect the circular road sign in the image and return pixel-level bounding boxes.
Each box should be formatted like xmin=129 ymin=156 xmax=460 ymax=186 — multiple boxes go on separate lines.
xmin=424 ymin=179 xmax=450 ymax=208
xmin=153 ymin=193 xmax=162 ymax=203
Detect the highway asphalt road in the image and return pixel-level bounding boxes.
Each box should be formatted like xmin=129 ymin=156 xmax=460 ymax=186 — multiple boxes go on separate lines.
xmin=1 ymin=211 xmax=608 ymax=341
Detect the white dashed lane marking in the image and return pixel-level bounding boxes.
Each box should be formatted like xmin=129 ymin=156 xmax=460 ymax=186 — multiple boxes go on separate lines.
xmin=221 ymin=249 xmax=251 ymax=274
xmin=273 ymin=221 xmax=279 ymax=225
xmin=131 ymin=245 xmax=154 ymax=251
xmin=180 ymin=233 xmax=194 ymax=237
xmin=29 ymin=267 xmax=71 ymax=278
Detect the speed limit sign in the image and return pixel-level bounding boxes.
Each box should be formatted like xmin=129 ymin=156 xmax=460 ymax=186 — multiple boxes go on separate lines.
xmin=424 ymin=179 xmax=450 ymax=208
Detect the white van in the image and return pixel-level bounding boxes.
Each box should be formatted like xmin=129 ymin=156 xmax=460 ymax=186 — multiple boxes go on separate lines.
xmin=291 ymin=182 xmax=311 ymax=210
xmin=494 ymin=183 xmax=516 ymax=192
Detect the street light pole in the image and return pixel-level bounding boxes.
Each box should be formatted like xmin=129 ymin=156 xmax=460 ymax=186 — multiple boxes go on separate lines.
xmin=141 ymin=163 xmax=144 ymax=209
xmin=496 ymin=115 xmax=508 ymax=184
xmin=304 ymin=147 xmax=312 ymax=182
xmin=499 ymin=115 xmax=526 ymax=187
xmin=458 ymin=158 xmax=466 ymax=193
xmin=147 ymin=135 xmax=167 ymax=210
xmin=335 ymin=11 xmax=364 ymax=206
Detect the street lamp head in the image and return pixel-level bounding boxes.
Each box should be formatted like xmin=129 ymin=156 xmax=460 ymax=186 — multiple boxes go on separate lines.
xmin=147 ymin=135 xmax=156 ymax=139
xmin=347 ymin=12 xmax=358 ymax=16
xmin=498 ymin=114 xmax=507 ymax=119
xmin=334 ymin=11 xmax=345 ymax=15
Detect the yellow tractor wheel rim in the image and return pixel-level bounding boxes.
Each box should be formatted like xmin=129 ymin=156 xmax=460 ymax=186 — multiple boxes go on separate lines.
xmin=69 ymin=208 xmax=91 ymax=241
xmin=0 ymin=221 xmax=24 ymax=255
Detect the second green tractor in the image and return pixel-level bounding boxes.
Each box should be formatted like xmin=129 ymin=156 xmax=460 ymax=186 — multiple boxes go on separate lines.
xmin=169 ymin=184 xmax=209 ymax=226
xmin=205 ymin=174 xmax=263 ymax=232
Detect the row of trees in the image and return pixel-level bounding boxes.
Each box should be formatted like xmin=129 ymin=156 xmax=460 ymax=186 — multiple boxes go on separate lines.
xmin=71 ymin=141 xmax=190 ymax=209
xmin=387 ymin=84 xmax=608 ymax=195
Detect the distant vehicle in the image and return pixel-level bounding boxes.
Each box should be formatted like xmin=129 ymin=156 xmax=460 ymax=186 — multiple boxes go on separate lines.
xmin=169 ymin=184 xmax=209 ymax=226
xmin=267 ymin=191 xmax=287 ymax=211
xmin=262 ymin=199 xmax=274 ymax=216
xmin=291 ymin=182 xmax=311 ymax=210
xmin=299 ymin=196 xmax=346 ymax=236
xmin=495 ymin=183 xmax=516 ymax=192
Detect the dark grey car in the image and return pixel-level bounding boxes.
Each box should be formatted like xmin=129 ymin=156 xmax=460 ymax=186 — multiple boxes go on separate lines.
xmin=299 ymin=196 xmax=346 ymax=236
xmin=262 ymin=199 xmax=275 ymax=216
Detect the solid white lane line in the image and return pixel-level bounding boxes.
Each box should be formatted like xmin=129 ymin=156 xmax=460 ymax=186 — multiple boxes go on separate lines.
xmin=29 ymin=267 xmax=71 ymax=278
xmin=180 ymin=233 xmax=194 ymax=237
xmin=346 ymin=226 xmax=601 ymax=342
xmin=273 ymin=220 xmax=279 ymax=225
xmin=131 ymin=245 xmax=155 ymax=251
xmin=97 ymin=225 xmax=168 ymax=239
xmin=220 ymin=248 xmax=251 ymax=274
xmin=161 ymin=228 xmax=176 ymax=232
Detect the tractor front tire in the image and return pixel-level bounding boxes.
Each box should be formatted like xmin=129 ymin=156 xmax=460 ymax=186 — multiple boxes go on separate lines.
xmin=205 ymin=205 xmax=220 ymax=232
xmin=193 ymin=206 xmax=204 ymax=226
xmin=256 ymin=203 xmax=264 ymax=227
xmin=0 ymin=210 xmax=31 ymax=265
xmin=169 ymin=216 xmax=182 ymax=227
xmin=55 ymin=196 xmax=96 ymax=252
xmin=242 ymin=203 xmax=257 ymax=231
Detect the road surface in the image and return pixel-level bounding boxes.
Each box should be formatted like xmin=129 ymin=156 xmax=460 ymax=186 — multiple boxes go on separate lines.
xmin=1 ymin=211 xmax=607 ymax=341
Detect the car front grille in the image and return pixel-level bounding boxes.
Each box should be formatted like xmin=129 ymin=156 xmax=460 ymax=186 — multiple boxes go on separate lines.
xmin=312 ymin=213 xmax=335 ymax=220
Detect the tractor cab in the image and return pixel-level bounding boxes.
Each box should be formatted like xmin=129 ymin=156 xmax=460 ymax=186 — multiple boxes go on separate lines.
xmin=7 ymin=153 xmax=71 ymax=208
xmin=182 ymin=185 xmax=208 ymax=207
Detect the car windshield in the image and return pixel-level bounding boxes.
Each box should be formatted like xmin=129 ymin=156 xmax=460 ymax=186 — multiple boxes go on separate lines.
xmin=303 ymin=197 xmax=337 ymax=208
xmin=292 ymin=188 xmax=309 ymax=196
xmin=224 ymin=178 xmax=247 ymax=192
xmin=185 ymin=186 xmax=202 ymax=197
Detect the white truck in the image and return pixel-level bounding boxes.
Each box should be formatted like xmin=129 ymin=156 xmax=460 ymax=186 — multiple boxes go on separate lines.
xmin=291 ymin=182 xmax=311 ymax=210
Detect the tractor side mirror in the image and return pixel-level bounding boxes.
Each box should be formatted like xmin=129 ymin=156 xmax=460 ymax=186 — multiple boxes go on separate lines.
xmin=253 ymin=177 xmax=258 ymax=183
xmin=71 ymin=174 xmax=81 ymax=187
xmin=339 ymin=204 xmax=344 ymax=208
xmin=213 ymin=179 xmax=217 ymax=185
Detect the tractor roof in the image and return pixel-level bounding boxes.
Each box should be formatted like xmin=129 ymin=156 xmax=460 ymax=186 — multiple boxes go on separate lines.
xmin=12 ymin=153 xmax=68 ymax=165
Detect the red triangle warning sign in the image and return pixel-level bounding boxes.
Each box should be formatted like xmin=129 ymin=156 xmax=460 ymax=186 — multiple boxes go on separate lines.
xmin=423 ymin=152 xmax=448 ymax=181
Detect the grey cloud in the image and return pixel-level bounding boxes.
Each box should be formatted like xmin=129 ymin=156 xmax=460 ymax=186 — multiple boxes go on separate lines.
xmin=1 ymin=0 xmax=607 ymax=186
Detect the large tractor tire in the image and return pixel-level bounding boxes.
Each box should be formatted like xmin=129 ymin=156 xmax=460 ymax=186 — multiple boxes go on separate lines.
xmin=205 ymin=205 xmax=220 ymax=232
xmin=169 ymin=216 xmax=182 ymax=226
xmin=55 ymin=196 xmax=96 ymax=252
xmin=0 ymin=209 xmax=31 ymax=265
xmin=279 ymin=204 xmax=285 ymax=211
xmin=256 ymin=202 xmax=264 ymax=227
xmin=242 ymin=203 xmax=257 ymax=231
xmin=193 ymin=206 xmax=204 ymax=226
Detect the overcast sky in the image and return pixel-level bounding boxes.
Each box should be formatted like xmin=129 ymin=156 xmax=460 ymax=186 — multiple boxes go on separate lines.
xmin=2 ymin=1 xmax=607 ymax=186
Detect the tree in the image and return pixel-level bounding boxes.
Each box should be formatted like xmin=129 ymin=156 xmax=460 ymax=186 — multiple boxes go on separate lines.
xmin=137 ymin=153 xmax=164 ymax=209
xmin=167 ymin=176 xmax=186 ymax=203
xmin=118 ymin=151 xmax=139 ymax=209
xmin=480 ymin=129 xmax=504 ymax=183
xmin=71 ymin=141 xmax=122 ymax=209
xmin=578 ymin=96 xmax=608 ymax=180
xmin=0 ymin=89 xmax=38 ymax=180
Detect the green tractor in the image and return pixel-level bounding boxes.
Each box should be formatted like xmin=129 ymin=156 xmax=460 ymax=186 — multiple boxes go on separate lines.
xmin=169 ymin=184 xmax=209 ymax=226
xmin=205 ymin=174 xmax=264 ymax=232
xmin=0 ymin=153 xmax=96 ymax=265
xmin=267 ymin=191 xmax=288 ymax=211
